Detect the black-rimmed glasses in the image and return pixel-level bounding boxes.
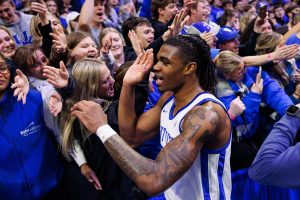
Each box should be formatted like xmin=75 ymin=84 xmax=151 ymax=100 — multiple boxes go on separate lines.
xmin=0 ymin=63 xmax=9 ymax=74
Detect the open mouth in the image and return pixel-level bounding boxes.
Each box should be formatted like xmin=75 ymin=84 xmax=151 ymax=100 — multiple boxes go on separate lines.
xmin=87 ymin=52 xmax=97 ymax=58
xmin=154 ymin=73 xmax=163 ymax=84
xmin=96 ymin=12 xmax=104 ymax=17
xmin=108 ymin=87 xmax=114 ymax=95
xmin=147 ymin=39 xmax=153 ymax=44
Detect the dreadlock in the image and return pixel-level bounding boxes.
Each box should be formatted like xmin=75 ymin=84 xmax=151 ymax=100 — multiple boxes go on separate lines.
xmin=164 ymin=34 xmax=217 ymax=93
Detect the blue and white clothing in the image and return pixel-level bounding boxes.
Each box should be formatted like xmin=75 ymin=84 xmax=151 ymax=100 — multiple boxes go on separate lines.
xmin=0 ymin=11 xmax=33 ymax=47
xmin=0 ymin=88 xmax=63 ymax=199
xmin=160 ymin=92 xmax=232 ymax=200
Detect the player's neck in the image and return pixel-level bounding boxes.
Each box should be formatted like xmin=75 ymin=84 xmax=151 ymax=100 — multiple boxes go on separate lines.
xmin=173 ymin=83 xmax=203 ymax=109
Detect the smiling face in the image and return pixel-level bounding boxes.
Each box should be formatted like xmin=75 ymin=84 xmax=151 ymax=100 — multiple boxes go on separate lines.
xmin=102 ymin=32 xmax=124 ymax=58
xmin=0 ymin=1 xmax=18 ymax=24
xmin=0 ymin=29 xmax=16 ymax=58
xmin=71 ymin=36 xmax=99 ymax=62
xmin=219 ymin=38 xmax=240 ymax=54
xmin=135 ymin=24 xmax=154 ymax=49
xmin=153 ymin=44 xmax=186 ymax=92
xmin=98 ymin=64 xmax=115 ymax=99
xmin=191 ymin=2 xmax=210 ymax=22
xmin=159 ymin=3 xmax=178 ymax=23
xmin=0 ymin=58 xmax=10 ymax=97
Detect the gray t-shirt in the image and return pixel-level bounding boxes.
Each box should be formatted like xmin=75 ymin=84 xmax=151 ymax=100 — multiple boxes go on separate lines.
xmin=0 ymin=11 xmax=33 ymax=47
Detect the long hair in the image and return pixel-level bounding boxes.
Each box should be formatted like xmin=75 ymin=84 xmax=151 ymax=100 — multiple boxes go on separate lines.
xmin=164 ymin=34 xmax=217 ymax=93
xmin=59 ymin=58 xmax=107 ymax=159
xmin=255 ymin=32 xmax=282 ymax=55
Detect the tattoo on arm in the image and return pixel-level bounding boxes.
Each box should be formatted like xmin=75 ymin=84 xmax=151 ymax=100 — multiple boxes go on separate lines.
xmin=102 ymin=105 xmax=221 ymax=195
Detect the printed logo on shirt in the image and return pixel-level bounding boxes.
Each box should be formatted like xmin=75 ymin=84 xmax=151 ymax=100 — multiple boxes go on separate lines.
xmin=13 ymin=31 xmax=32 ymax=46
xmin=160 ymin=126 xmax=174 ymax=147
xmin=20 ymin=122 xmax=41 ymax=137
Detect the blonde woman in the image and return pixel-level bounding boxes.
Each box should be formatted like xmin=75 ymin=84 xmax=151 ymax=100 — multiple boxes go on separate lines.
xmin=99 ymin=27 xmax=126 ymax=70
xmin=215 ymin=50 xmax=294 ymax=199
xmin=59 ymin=58 xmax=145 ymax=200
xmin=256 ymin=32 xmax=300 ymax=104
xmin=0 ymin=26 xmax=17 ymax=58
xmin=215 ymin=50 xmax=292 ymax=142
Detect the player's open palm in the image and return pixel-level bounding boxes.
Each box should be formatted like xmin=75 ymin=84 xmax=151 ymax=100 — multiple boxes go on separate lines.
xmin=123 ymin=49 xmax=153 ymax=85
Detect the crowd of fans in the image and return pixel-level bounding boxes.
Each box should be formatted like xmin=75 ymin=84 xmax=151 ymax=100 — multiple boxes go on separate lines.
xmin=1 ymin=0 xmax=300 ymax=199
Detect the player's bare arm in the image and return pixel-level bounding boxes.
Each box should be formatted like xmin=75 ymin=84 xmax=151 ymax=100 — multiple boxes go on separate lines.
xmin=118 ymin=50 xmax=169 ymax=147
xmin=101 ymin=102 xmax=228 ymax=196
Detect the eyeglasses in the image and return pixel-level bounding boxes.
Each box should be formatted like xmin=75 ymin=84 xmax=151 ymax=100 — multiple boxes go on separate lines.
xmin=0 ymin=63 xmax=9 ymax=74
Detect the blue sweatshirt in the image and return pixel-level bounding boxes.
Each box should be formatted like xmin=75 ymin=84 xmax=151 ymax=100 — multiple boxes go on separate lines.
xmin=249 ymin=113 xmax=300 ymax=188
xmin=0 ymin=88 xmax=63 ymax=200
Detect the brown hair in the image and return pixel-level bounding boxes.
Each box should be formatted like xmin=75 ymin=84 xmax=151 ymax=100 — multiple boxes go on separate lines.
xmin=67 ymin=31 xmax=92 ymax=65
xmin=12 ymin=46 xmax=36 ymax=75
xmin=255 ymin=32 xmax=282 ymax=55
xmin=67 ymin=31 xmax=92 ymax=50
xmin=151 ymin=0 xmax=178 ymax=20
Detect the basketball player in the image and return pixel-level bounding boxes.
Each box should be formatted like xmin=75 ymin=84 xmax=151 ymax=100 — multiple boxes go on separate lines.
xmin=71 ymin=34 xmax=232 ymax=199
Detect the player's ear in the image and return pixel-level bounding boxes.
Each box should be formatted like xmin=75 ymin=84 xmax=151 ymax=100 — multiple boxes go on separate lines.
xmin=184 ymin=62 xmax=197 ymax=75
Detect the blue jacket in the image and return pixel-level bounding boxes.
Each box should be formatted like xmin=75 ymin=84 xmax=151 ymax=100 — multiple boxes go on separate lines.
xmin=249 ymin=114 xmax=300 ymax=188
xmin=0 ymin=88 xmax=63 ymax=200
xmin=216 ymin=67 xmax=293 ymax=138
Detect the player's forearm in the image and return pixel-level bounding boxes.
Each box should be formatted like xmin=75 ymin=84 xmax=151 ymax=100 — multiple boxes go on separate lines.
xmin=102 ymin=132 xmax=196 ymax=196
xmin=118 ymin=83 xmax=139 ymax=145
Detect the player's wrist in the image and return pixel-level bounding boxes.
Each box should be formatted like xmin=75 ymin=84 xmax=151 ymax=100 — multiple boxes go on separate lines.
xmin=96 ymin=124 xmax=117 ymax=143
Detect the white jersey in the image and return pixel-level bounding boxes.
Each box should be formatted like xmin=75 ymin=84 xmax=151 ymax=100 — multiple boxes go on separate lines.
xmin=160 ymin=92 xmax=232 ymax=200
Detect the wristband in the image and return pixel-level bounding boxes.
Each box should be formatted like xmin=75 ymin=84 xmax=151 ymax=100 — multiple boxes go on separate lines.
xmin=96 ymin=124 xmax=117 ymax=143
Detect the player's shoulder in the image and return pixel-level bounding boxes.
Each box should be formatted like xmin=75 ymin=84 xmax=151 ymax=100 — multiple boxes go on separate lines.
xmin=186 ymin=101 xmax=228 ymax=127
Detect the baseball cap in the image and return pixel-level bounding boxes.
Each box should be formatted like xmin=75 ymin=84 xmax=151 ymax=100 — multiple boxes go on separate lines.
xmin=216 ymin=27 xmax=239 ymax=45
xmin=65 ymin=11 xmax=80 ymax=24
xmin=188 ymin=22 xmax=220 ymax=36
xmin=257 ymin=1 xmax=269 ymax=8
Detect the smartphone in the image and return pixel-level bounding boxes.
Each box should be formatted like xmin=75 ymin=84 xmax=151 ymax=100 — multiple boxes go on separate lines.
xmin=259 ymin=5 xmax=267 ymax=22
